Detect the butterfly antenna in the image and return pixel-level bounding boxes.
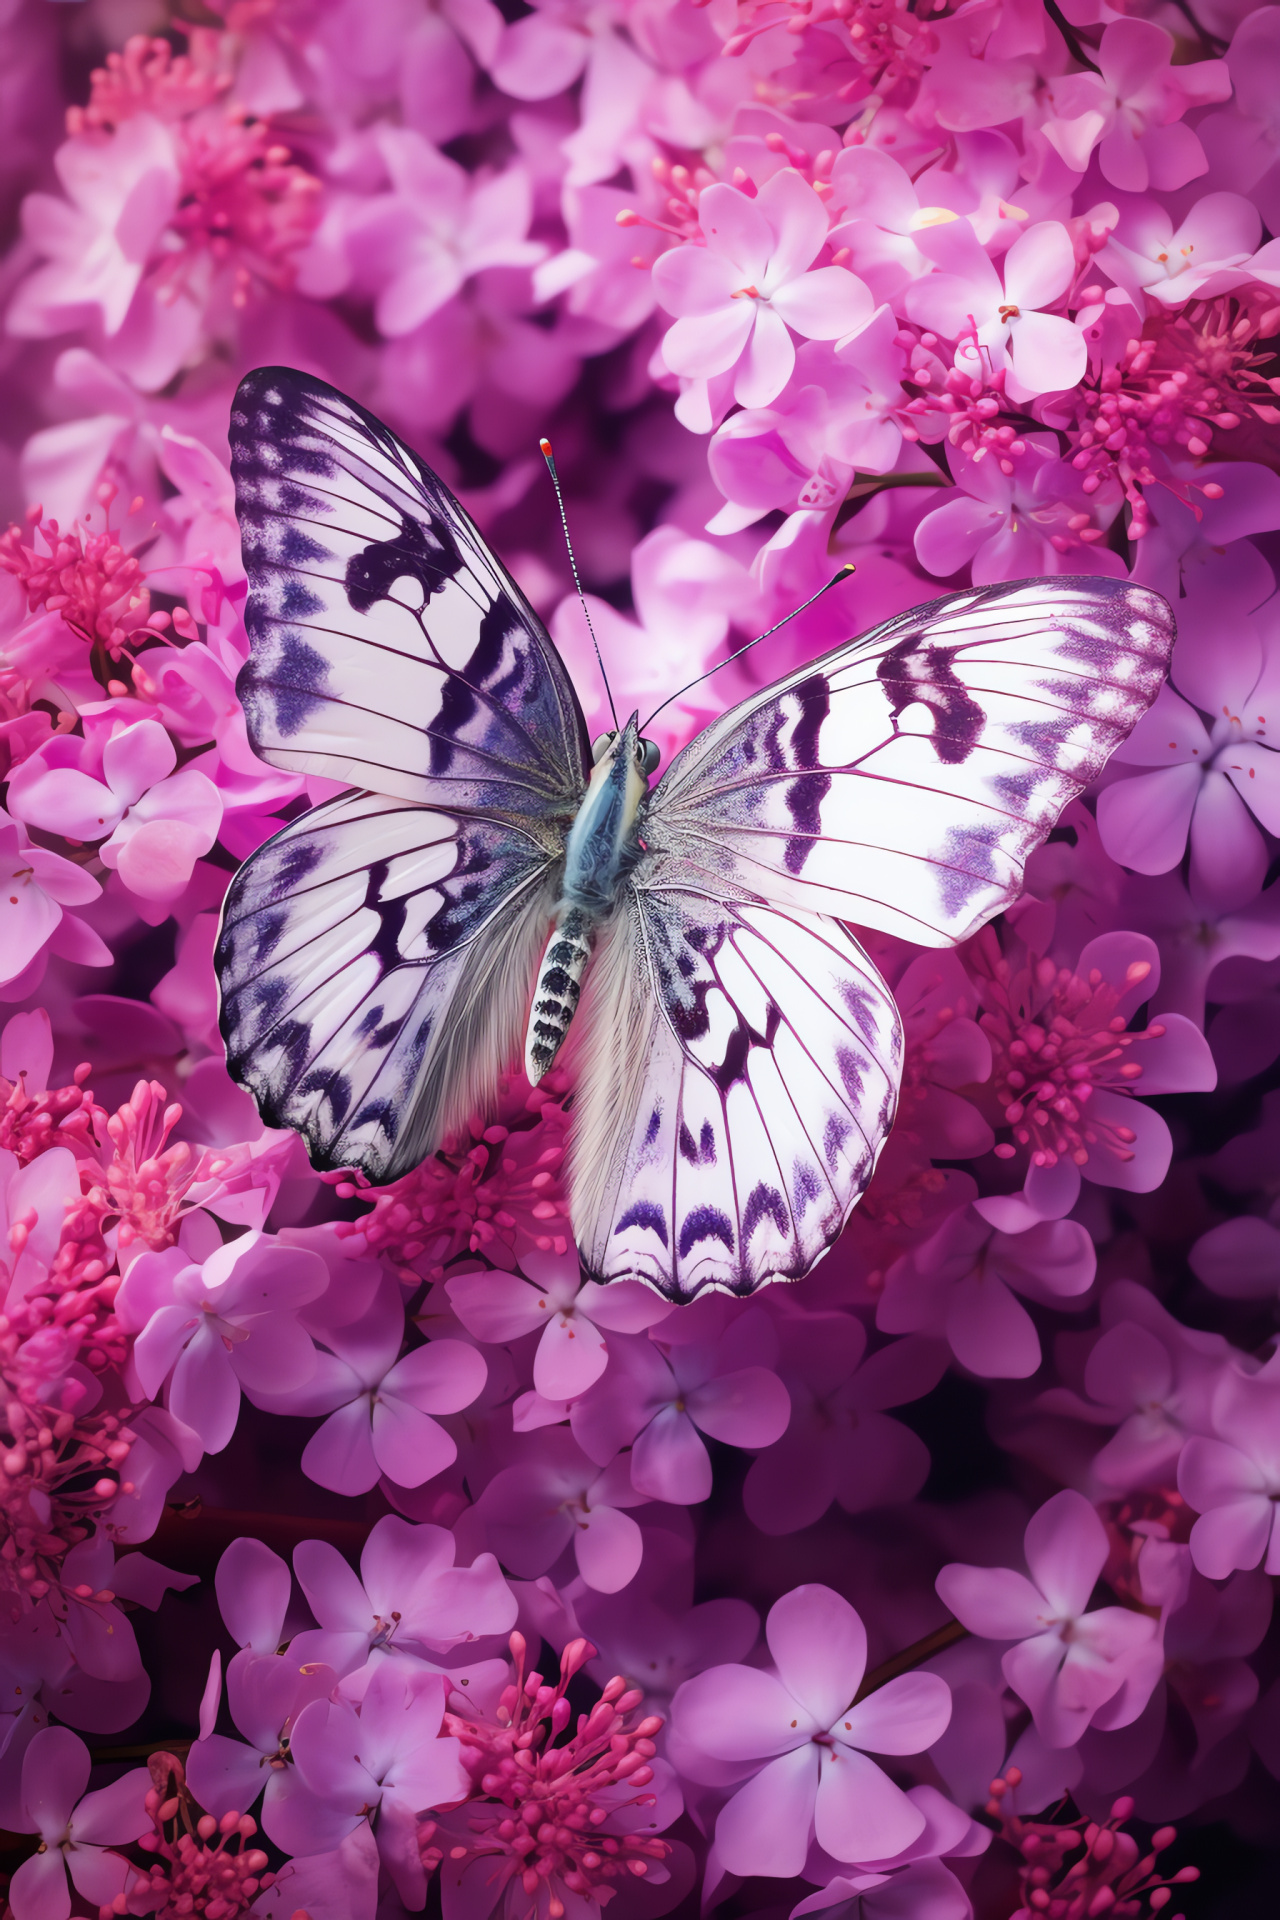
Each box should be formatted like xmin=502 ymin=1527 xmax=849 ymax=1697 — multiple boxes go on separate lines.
xmin=640 ymin=564 xmax=856 ymax=732
xmin=541 ymin=437 xmax=618 ymax=731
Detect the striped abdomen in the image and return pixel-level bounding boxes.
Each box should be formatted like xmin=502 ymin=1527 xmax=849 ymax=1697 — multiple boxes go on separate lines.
xmin=525 ymin=907 xmax=593 ymax=1084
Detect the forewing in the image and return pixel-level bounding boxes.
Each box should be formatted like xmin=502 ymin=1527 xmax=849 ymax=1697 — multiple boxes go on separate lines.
xmin=646 ymin=577 xmax=1174 ymax=945
xmin=566 ymin=880 xmax=902 ymax=1302
xmin=217 ymin=792 xmax=555 ymax=1182
xmin=229 ymin=366 xmax=589 ymax=822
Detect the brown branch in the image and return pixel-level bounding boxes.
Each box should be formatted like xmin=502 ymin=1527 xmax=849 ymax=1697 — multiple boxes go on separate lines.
xmin=855 ymin=1618 xmax=969 ymax=1699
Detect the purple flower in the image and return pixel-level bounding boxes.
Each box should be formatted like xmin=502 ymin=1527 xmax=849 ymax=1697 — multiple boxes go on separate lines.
xmin=742 ymin=1313 xmax=946 ymax=1535
xmin=447 ymin=1248 xmax=670 ymax=1402
xmin=570 ymin=1309 xmax=790 ymax=1503
xmin=116 ymin=1230 xmax=329 ymax=1452
xmin=904 ymin=219 xmax=1086 ymax=399
xmin=0 ymin=810 xmax=110 ymax=996
xmin=270 ymin=1660 xmax=469 ymax=1904
xmin=878 ymin=1202 xmax=1095 ymax=1380
xmin=472 ymin=1430 xmax=650 ymax=1592
xmin=654 ymin=171 xmax=873 ymax=410
xmin=672 ymin=1583 xmax=951 ymax=1874
xmin=290 ymin=1514 xmax=516 ymax=1676
xmin=1040 ymin=19 xmax=1229 ymax=191
xmin=937 ymin=1490 xmax=1161 ymax=1746
xmin=8 ymin=1726 xmax=149 ymax=1920
xmin=258 ymin=1271 xmax=487 ymax=1495
xmin=1179 ymin=1358 xmax=1280 ymax=1577
xmin=915 ymin=438 xmax=1123 ymax=584
xmin=1096 ymin=190 xmax=1262 ymax=306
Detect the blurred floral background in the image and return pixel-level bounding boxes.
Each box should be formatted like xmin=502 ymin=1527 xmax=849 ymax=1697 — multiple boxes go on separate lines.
xmin=0 ymin=0 xmax=1279 ymax=1914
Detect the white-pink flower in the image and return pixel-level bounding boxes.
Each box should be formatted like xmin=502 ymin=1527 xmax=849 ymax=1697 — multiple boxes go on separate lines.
xmin=9 ymin=1726 xmax=149 ymax=1920
xmin=1096 ymin=191 xmax=1262 ymax=306
xmin=1040 ymin=18 xmax=1229 ymax=192
xmin=654 ymin=170 xmax=874 ymax=410
xmin=0 ymin=809 xmax=110 ymax=994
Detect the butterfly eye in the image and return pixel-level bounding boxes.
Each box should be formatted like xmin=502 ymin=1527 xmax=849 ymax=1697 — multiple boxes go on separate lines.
xmin=640 ymin=739 xmax=660 ymax=775
xmin=591 ymin=731 xmax=617 ymax=764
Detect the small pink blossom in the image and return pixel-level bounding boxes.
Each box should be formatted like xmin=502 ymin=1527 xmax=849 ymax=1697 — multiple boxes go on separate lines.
xmin=914 ymin=437 xmax=1124 ymax=583
xmin=472 ymin=1430 xmax=649 ymax=1593
xmin=937 ymin=1490 xmax=1161 ymax=1746
xmin=672 ymin=1583 xmax=951 ymax=1874
xmin=904 ymin=219 xmax=1086 ymax=400
xmin=1096 ymin=191 xmax=1262 ymax=307
xmin=654 ymin=170 xmax=874 ymax=410
xmin=0 ymin=810 xmax=110 ymax=996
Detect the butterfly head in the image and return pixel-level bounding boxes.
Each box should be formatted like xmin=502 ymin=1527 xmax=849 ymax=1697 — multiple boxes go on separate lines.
xmin=591 ymin=718 xmax=660 ymax=778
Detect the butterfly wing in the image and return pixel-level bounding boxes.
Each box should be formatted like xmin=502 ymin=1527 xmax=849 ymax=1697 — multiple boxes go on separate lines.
xmin=217 ymin=791 xmax=557 ymax=1180
xmin=228 ymin=365 xmax=589 ymax=820
xmin=644 ymin=577 xmax=1174 ymax=945
xmin=567 ymin=880 xmax=901 ymax=1300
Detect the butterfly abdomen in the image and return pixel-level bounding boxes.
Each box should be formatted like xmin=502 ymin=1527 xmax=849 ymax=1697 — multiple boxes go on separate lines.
xmin=526 ymin=906 xmax=594 ymax=1083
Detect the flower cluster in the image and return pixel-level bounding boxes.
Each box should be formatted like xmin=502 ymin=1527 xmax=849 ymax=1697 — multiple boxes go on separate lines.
xmin=0 ymin=0 xmax=1279 ymax=1917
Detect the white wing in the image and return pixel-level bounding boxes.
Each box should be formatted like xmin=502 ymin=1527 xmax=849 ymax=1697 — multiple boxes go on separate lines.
xmin=229 ymin=365 xmax=588 ymax=820
xmin=644 ymin=577 xmax=1174 ymax=945
xmin=217 ymin=792 xmax=555 ymax=1181
xmin=567 ymin=882 xmax=901 ymax=1302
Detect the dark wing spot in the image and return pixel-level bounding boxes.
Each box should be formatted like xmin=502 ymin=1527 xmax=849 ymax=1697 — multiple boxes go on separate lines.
xmin=617 ymin=1201 xmax=668 ymax=1246
xmin=345 ymin=510 xmax=462 ymax=614
xmin=678 ymin=1206 xmax=736 ymax=1259
xmin=877 ymin=636 xmax=985 ymax=765
xmin=742 ymin=1182 xmax=789 ymax=1243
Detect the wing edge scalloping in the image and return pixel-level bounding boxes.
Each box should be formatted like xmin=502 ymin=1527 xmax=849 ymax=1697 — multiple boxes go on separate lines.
xmin=216 ymin=801 xmax=559 ymax=1184
xmin=564 ymin=888 xmax=902 ymax=1300
xmin=230 ymin=364 xmax=592 ymax=793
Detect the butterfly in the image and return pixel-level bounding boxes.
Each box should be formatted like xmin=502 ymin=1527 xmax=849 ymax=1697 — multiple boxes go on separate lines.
xmin=216 ymin=366 xmax=1175 ymax=1304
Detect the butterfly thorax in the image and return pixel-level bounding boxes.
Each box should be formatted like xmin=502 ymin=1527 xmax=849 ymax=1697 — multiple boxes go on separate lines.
xmin=524 ymin=714 xmax=651 ymax=1084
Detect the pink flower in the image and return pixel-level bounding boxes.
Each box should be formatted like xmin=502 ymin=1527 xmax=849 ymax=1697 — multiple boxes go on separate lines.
xmin=258 ymin=1272 xmax=487 ymax=1495
xmin=115 ymin=1230 xmax=328 ymax=1452
xmin=937 ymin=1490 xmax=1160 ymax=1746
xmin=741 ymin=1313 xmax=946 ymax=1535
xmin=706 ymin=309 xmax=911 ymax=534
xmin=1179 ymin=1358 xmax=1280 ymax=1577
xmin=914 ymin=437 xmax=1124 ymax=583
xmin=672 ymin=1584 xmax=951 ymax=1874
xmin=270 ymin=1660 xmax=470 ymax=1901
xmin=654 ymin=171 xmax=874 ymax=410
xmin=447 ymin=1248 xmax=670 ymax=1402
xmin=1040 ymin=19 xmax=1229 ymax=191
xmin=187 ymin=1642 xmax=338 ymax=1825
xmin=329 ymin=129 xmax=544 ymax=337
xmin=877 ymin=1202 xmax=1095 ymax=1379
xmin=791 ymin=1861 xmax=972 ymax=1920
xmin=472 ymin=1430 xmax=649 ymax=1593
xmin=8 ymin=1725 xmax=148 ymax=1920
xmin=289 ymin=1514 xmax=516 ymax=1675
xmin=570 ymin=1311 xmax=791 ymax=1503
xmin=1098 ymin=582 xmax=1280 ymax=911
xmin=0 ymin=811 xmax=110 ymax=996
xmin=1096 ymin=191 xmax=1262 ymax=307
xmin=904 ymin=219 xmax=1086 ymax=399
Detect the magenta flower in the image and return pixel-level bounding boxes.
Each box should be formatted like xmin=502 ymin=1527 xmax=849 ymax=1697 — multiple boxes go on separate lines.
xmin=116 ymin=1231 xmax=329 ymax=1452
xmin=1098 ymin=586 xmax=1280 ymax=911
xmin=570 ymin=1313 xmax=791 ymax=1503
xmin=1040 ymin=18 xmax=1229 ymax=191
xmin=654 ymin=171 xmax=874 ymax=410
xmin=256 ymin=1272 xmax=486 ymax=1495
xmin=9 ymin=1726 xmax=149 ymax=1920
xmin=791 ymin=1860 xmax=972 ymax=1920
xmin=447 ymin=1248 xmax=669 ymax=1402
xmin=187 ymin=1644 xmax=338 ymax=1825
xmin=672 ymin=1584 xmax=951 ymax=1874
xmin=290 ymin=1514 xmax=516 ymax=1675
xmin=904 ymin=219 xmax=1085 ymax=400
xmin=472 ymin=1430 xmax=649 ymax=1593
xmin=937 ymin=1490 xmax=1160 ymax=1747
xmin=742 ymin=1313 xmax=946 ymax=1535
xmin=878 ymin=1203 xmax=1095 ymax=1380
xmin=1179 ymin=1360 xmax=1280 ymax=1578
